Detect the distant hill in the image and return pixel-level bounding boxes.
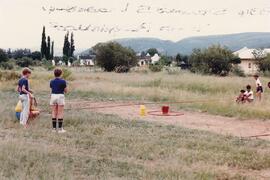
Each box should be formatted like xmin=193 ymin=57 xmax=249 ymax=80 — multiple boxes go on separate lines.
xmin=80 ymin=32 xmax=270 ymax=56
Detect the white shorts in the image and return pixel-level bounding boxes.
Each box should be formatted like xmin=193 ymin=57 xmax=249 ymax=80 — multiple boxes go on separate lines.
xmin=50 ymin=94 xmax=65 ymax=106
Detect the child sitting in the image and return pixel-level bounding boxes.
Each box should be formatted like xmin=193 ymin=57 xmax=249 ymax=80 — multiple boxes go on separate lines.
xmin=244 ymin=85 xmax=254 ymax=103
xmin=236 ymin=90 xmax=246 ymax=103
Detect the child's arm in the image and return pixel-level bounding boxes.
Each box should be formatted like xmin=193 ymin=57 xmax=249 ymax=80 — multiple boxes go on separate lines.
xmin=21 ymin=85 xmax=32 ymax=95
xmin=17 ymin=85 xmax=21 ymax=93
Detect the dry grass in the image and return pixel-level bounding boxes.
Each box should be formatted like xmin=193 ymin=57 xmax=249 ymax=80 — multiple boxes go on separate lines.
xmin=0 ymin=67 xmax=270 ymax=179
xmin=64 ymin=68 xmax=270 ymax=120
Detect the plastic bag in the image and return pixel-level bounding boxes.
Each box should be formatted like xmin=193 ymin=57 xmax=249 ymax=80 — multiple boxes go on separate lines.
xmin=15 ymin=101 xmax=22 ymax=112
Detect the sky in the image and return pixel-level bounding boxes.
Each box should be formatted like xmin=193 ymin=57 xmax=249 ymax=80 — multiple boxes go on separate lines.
xmin=0 ymin=0 xmax=269 ymax=54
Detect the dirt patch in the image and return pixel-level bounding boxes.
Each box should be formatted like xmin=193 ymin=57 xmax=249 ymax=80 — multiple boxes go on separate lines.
xmin=67 ymin=101 xmax=270 ymax=141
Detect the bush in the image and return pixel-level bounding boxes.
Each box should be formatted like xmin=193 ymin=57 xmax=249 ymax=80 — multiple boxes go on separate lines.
xmin=231 ymin=65 xmax=245 ymax=77
xmin=62 ymin=68 xmax=74 ymax=80
xmin=189 ymin=45 xmax=240 ymax=76
xmin=164 ymin=67 xmax=182 ymax=75
xmin=149 ymin=64 xmax=163 ymax=72
xmin=42 ymin=59 xmax=54 ymax=70
xmin=0 ymin=71 xmax=20 ymax=81
xmin=115 ymin=66 xmax=129 ymax=73
xmin=93 ymin=42 xmax=137 ymax=72
xmin=0 ymin=61 xmax=14 ymax=70
xmin=158 ymin=56 xmax=172 ymax=66
xmin=0 ymin=49 xmax=8 ymax=63
xmin=16 ymin=57 xmax=34 ymax=67
xmin=257 ymin=54 xmax=270 ymax=72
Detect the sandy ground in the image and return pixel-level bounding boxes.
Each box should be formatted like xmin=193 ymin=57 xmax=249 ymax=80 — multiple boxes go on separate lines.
xmin=68 ymin=101 xmax=270 ymax=141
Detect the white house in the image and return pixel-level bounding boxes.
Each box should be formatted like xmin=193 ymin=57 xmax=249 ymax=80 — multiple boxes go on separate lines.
xmin=137 ymin=53 xmax=151 ymax=67
xmin=137 ymin=53 xmax=161 ymax=67
xmin=233 ymin=47 xmax=270 ymax=75
xmin=151 ymin=53 xmax=161 ymax=64
xmin=78 ymin=55 xmax=95 ymax=66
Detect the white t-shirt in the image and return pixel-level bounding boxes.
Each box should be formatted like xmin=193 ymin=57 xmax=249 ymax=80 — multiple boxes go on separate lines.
xmin=256 ymin=79 xmax=262 ymax=87
xmin=245 ymin=90 xmax=254 ymax=100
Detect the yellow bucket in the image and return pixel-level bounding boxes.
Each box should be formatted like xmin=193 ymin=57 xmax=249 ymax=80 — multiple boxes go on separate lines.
xmin=140 ymin=105 xmax=146 ymax=116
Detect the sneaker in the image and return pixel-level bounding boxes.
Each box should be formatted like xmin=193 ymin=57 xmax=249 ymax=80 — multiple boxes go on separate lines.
xmin=58 ymin=128 xmax=66 ymax=133
xmin=52 ymin=128 xmax=57 ymax=133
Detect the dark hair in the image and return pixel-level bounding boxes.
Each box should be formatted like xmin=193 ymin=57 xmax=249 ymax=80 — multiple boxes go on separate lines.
xmin=54 ymin=68 xmax=62 ymax=77
xmin=22 ymin=68 xmax=31 ymax=75
xmin=254 ymin=74 xmax=259 ymax=78
xmin=240 ymin=90 xmax=245 ymax=93
xmin=246 ymin=85 xmax=251 ymax=90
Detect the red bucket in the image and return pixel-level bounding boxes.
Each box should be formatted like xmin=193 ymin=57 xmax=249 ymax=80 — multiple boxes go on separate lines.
xmin=162 ymin=106 xmax=169 ymax=115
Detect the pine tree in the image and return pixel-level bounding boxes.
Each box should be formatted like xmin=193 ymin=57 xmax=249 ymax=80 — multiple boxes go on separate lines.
xmin=51 ymin=41 xmax=54 ymax=59
xmin=46 ymin=36 xmax=51 ymax=60
xmin=41 ymin=26 xmax=47 ymax=59
xmin=63 ymin=32 xmax=70 ymax=57
xmin=70 ymin=32 xmax=75 ymax=57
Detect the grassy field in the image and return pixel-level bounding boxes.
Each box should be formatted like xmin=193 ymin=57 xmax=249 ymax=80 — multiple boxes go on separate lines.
xmin=0 ymin=67 xmax=270 ymax=179
xmin=3 ymin=67 xmax=270 ymax=120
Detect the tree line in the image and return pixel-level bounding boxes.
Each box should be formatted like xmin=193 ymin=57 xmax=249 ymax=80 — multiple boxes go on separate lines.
xmin=1 ymin=29 xmax=270 ymax=76
xmin=92 ymin=42 xmax=243 ymax=75
xmin=0 ymin=26 xmax=76 ymax=69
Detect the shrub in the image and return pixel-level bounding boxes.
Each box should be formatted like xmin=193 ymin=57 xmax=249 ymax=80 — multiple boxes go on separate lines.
xmin=256 ymin=54 xmax=270 ymax=72
xmin=62 ymin=68 xmax=74 ymax=80
xmin=0 ymin=71 xmax=20 ymax=81
xmin=165 ymin=67 xmax=182 ymax=75
xmin=115 ymin=66 xmax=129 ymax=73
xmin=149 ymin=64 xmax=163 ymax=72
xmin=231 ymin=65 xmax=245 ymax=77
xmin=189 ymin=45 xmax=240 ymax=76
xmin=0 ymin=49 xmax=8 ymax=63
xmin=0 ymin=61 xmax=14 ymax=70
xmin=158 ymin=56 xmax=172 ymax=66
xmin=16 ymin=57 xmax=34 ymax=67
xmin=42 ymin=59 xmax=54 ymax=71
xmin=93 ymin=42 xmax=137 ymax=72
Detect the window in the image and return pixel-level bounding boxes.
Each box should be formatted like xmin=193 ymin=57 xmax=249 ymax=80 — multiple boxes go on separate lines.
xmin=248 ymin=63 xmax=251 ymax=69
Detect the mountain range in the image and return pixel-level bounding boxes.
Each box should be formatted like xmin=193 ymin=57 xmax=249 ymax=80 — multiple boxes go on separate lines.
xmin=80 ymin=32 xmax=270 ymax=56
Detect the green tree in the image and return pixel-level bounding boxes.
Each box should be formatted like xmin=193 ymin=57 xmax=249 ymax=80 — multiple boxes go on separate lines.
xmin=175 ymin=53 xmax=189 ymax=66
xmin=46 ymin=36 xmax=51 ymax=60
xmin=41 ymin=26 xmax=47 ymax=59
xmin=62 ymin=55 xmax=69 ymax=65
xmin=189 ymin=45 xmax=240 ymax=76
xmin=51 ymin=41 xmax=54 ymax=59
xmin=147 ymin=48 xmax=159 ymax=56
xmin=93 ymin=42 xmax=137 ymax=72
xmin=63 ymin=32 xmax=70 ymax=58
xmin=70 ymin=32 xmax=75 ymax=57
xmin=0 ymin=49 xmax=8 ymax=64
xmin=252 ymin=49 xmax=264 ymax=60
xmin=157 ymin=55 xmax=171 ymax=66
xmin=31 ymin=51 xmax=41 ymax=60
xmin=256 ymin=53 xmax=270 ymax=72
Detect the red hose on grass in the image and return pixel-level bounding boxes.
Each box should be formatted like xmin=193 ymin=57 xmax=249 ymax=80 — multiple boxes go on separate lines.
xmin=147 ymin=110 xmax=184 ymax=116
xmin=64 ymin=99 xmax=221 ymax=111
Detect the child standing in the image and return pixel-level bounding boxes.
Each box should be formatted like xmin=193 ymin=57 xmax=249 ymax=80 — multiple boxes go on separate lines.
xmin=50 ymin=68 xmax=68 ymax=133
xmin=244 ymin=85 xmax=254 ymax=103
xmin=254 ymin=75 xmax=263 ymax=101
xmin=18 ymin=68 xmax=33 ymax=127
